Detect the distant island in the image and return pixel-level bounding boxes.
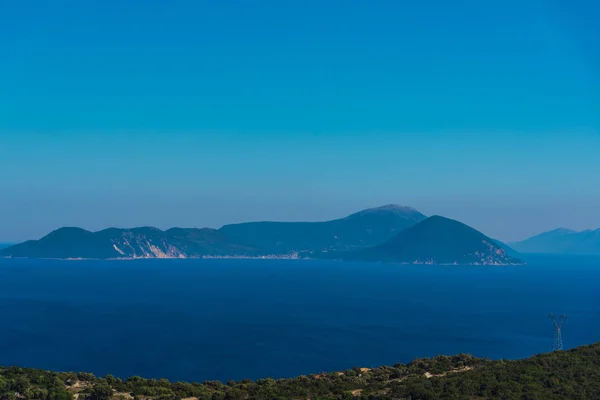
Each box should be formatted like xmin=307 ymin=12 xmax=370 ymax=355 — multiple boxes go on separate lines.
xmin=0 ymin=226 xmax=260 ymax=260
xmin=319 ymin=216 xmax=522 ymax=265
xmin=220 ymin=204 xmax=427 ymax=253
xmin=1 ymin=343 xmax=598 ymax=399
xmin=510 ymin=228 xmax=600 ymax=255
xmin=0 ymin=205 xmax=522 ymax=265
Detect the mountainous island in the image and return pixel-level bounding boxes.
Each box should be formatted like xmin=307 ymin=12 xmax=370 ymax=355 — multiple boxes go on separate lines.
xmin=511 ymin=227 xmax=600 ymax=255
xmin=1 ymin=342 xmax=599 ymax=399
xmin=0 ymin=227 xmax=260 ymax=259
xmin=220 ymin=204 xmax=427 ymax=253
xmin=320 ymin=216 xmax=522 ymax=265
xmin=0 ymin=205 xmax=522 ymax=265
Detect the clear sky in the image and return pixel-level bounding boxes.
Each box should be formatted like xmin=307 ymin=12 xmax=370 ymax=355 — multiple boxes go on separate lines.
xmin=1 ymin=0 xmax=599 ymax=243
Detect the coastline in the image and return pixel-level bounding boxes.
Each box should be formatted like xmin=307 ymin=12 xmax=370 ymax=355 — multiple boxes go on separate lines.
xmin=1 ymin=255 xmax=524 ymax=265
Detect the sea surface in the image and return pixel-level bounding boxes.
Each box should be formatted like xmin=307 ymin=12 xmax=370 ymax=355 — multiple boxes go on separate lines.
xmin=0 ymin=255 xmax=599 ymax=382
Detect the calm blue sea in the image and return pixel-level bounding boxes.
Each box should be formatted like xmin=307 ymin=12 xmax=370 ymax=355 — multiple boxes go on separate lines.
xmin=0 ymin=256 xmax=599 ymax=382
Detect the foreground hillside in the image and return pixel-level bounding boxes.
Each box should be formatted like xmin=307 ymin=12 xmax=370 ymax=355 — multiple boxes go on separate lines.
xmin=1 ymin=343 xmax=598 ymax=400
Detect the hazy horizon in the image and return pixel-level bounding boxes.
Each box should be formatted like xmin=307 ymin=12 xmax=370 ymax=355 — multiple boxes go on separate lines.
xmin=1 ymin=0 xmax=599 ymax=243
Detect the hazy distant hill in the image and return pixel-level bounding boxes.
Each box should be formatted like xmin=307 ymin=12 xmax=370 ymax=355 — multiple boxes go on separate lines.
xmin=0 ymin=205 xmax=426 ymax=259
xmin=0 ymin=227 xmax=259 ymax=259
xmin=511 ymin=228 xmax=600 ymax=255
xmin=0 ymin=243 xmax=12 ymax=250
xmin=332 ymin=216 xmax=522 ymax=265
xmin=219 ymin=204 xmax=427 ymax=253
xmin=1 ymin=206 xmax=525 ymax=263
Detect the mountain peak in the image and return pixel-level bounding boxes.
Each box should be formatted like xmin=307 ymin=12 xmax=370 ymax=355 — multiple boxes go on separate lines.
xmin=341 ymin=215 xmax=522 ymax=265
xmin=51 ymin=226 xmax=91 ymax=233
xmin=548 ymin=228 xmax=577 ymax=234
xmin=43 ymin=227 xmax=92 ymax=239
xmin=219 ymin=205 xmax=427 ymax=253
xmin=373 ymin=204 xmax=418 ymax=212
xmin=346 ymin=204 xmax=425 ymax=219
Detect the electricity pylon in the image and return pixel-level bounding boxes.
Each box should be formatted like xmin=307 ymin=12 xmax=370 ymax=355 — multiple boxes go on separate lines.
xmin=549 ymin=313 xmax=567 ymax=351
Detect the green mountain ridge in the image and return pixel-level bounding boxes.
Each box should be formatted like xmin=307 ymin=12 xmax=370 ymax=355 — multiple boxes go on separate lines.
xmin=219 ymin=204 xmax=427 ymax=253
xmin=0 ymin=227 xmax=259 ymax=259
xmin=326 ymin=216 xmax=523 ymax=265
xmin=1 ymin=206 xmax=523 ymax=264
xmin=1 ymin=205 xmax=428 ymax=259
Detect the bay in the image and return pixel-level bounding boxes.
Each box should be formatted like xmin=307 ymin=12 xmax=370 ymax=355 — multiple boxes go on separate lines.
xmin=0 ymin=256 xmax=599 ymax=382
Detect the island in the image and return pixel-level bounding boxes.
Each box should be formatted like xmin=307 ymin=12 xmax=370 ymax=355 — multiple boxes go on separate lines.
xmin=318 ymin=216 xmax=522 ymax=265
xmin=510 ymin=227 xmax=600 ymax=255
xmin=0 ymin=205 xmax=523 ymax=264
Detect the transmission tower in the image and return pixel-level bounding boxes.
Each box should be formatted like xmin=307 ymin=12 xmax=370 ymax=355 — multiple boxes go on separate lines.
xmin=549 ymin=313 xmax=568 ymax=351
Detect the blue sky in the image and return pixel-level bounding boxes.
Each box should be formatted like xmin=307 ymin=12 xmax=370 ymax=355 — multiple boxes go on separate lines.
xmin=1 ymin=0 xmax=599 ymax=242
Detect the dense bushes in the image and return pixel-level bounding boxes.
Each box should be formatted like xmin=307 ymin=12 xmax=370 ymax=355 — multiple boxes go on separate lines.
xmin=0 ymin=367 xmax=73 ymax=400
xmin=1 ymin=343 xmax=599 ymax=399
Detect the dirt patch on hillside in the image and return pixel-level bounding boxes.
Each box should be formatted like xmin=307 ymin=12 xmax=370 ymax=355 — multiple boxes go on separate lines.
xmin=424 ymin=366 xmax=473 ymax=379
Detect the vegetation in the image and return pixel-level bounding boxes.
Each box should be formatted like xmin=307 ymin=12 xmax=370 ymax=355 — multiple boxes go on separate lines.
xmin=0 ymin=205 xmax=427 ymax=259
xmin=339 ymin=216 xmax=523 ymax=265
xmin=0 ymin=227 xmax=260 ymax=259
xmin=1 ymin=343 xmax=599 ymax=399
xmin=198 ymin=205 xmax=425 ymax=254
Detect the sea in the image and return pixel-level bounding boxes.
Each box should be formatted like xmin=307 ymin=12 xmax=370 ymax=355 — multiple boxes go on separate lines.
xmin=0 ymin=255 xmax=599 ymax=382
